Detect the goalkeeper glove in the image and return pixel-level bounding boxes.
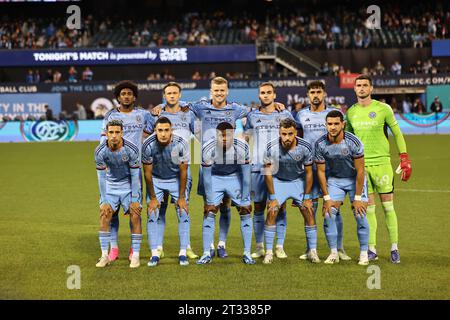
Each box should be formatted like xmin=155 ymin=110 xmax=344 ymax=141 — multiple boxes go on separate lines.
xmin=396 ymin=153 xmax=412 ymax=182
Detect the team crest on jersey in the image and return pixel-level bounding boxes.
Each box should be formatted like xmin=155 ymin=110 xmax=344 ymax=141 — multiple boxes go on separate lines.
xmin=181 ymin=115 xmax=187 ymax=121
xmin=295 ymin=155 xmax=302 ymax=161
xmin=275 ymin=117 xmax=281 ymax=122
xmin=226 ymin=111 xmax=232 ymax=116
xmin=369 ymin=112 xmax=377 ymax=119
xmin=122 ymin=154 xmax=129 ymax=162
xmin=341 ymin=148 xmax=349 ymax=156
xmin=136 ymin=115 xmax=142 ymax=122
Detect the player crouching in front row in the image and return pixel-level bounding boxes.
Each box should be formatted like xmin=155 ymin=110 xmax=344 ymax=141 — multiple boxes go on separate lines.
xmin=95 ymin=120 xmax=143 ymax=268
xmin=315 ymin=110 xmax=370 ymax=266
xmin=262 ymin=118 xmax=320 ymax=264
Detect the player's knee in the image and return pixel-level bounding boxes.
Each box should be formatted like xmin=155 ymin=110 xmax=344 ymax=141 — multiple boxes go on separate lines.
xmin=204 ymin=205 xmax=219 ymax=216
xmin=301 ymin=207 xmax=315 ymax=225
xmin=254 ymin=201 xmax=265 ymax=211
xmin=239 ymin=206 xmax=252 ymax=215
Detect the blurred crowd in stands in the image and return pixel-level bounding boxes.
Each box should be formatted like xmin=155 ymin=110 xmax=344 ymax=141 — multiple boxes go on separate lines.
xmin=1 ymin=2 xmax=449 ymax=50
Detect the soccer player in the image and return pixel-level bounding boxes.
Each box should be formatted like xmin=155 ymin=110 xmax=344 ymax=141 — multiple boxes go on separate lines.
xmin=151 ymin=82 xmax=198 ymax=260
xmin=244 ymin=82 xmax=294 ymax=260
xmin=262 ymin=118 xmax=319 ymax=264
xmin=315 ymin=110 xmax=370 ymax=265
xmin=142 ymin=117 xmax=191 ymax=267
xmin=152 ymin=76 xmax=284 ymax=258
xmin=95 ymin=120 xmax=142 ymax=268
xmin=346 ymin=74 xmax=412 ymax=263
xmin=101 ymin=80 xmax=155 ymax=262
xmin=295 ymin=81 xmax=351 ymax=261
xmin=197 ymin=122 xmax=255 ymax=265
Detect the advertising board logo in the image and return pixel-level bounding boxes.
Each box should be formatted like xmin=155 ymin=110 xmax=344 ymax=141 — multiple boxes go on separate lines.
xmin=20 ymin=120 xmax=78 ymax=142
xmin=398 ymin=112 xmax=450 ymax=128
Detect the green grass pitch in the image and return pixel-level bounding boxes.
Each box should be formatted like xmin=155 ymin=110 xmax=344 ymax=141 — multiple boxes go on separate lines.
xmin=0 ymin=135 xmax=449 ymax=299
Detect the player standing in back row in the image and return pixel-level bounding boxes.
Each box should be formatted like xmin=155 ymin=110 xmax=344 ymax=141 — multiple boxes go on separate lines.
xmin=346 ymin=74 xmax=412 ymax=263
xmin=295 ymin=81 xmax=351 ymax=261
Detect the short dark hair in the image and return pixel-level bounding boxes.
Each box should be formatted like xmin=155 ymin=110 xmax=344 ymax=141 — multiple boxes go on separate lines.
xmin=114 ymin=80 xmax=138 ymax=99
xmin=216 ymin=122 xmax=234 ymax=131
xmin=163 ymin=82 xmax=181 ymax=94
xmin=326 ymin=110 xmax=344 ymax=122
xmin=155 ymin=116 xmax=172 ymax=127
xmin=354 ymin=74 xmax=373 ymax=86
xmin=259 ymin=82 xmax=276 ymax=92
xmin=106 ymin=119 xmax=123 ymax=130
xmin=279 ymin=118 xmax=297 ymax=129
xmin=307 ymin=80 xmax=325 ymax=92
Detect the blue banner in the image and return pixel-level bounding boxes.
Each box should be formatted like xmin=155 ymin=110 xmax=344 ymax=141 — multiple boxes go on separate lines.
xmin=1 ymin=115 xmax=449 ymax=143
xmin=432 ymin=40 xmax=450 ymax=57
xmin=0 ymin=45 xmax=256 ymax=67
xmin=0 ymin=93 xmax=61 ymax=119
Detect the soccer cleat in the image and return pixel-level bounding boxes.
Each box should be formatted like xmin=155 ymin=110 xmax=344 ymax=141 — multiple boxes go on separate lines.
xmin=299 ymin=251 xmax=308 ymax=260
xmin=338 ymin=249 xmax=352 ymax=261
xmin=307 ymin=249 xmax=321 ymax=263
xmin=179 ymin=255 xmax=189 ymax=266
xmin=275 ymin=247 xmax=288 ymax=259
xmin=324 ymin=253 xmax=340 ymax=264
xmin=108 ymin=247 xmax=119 ymax=261
xmin=390 ymin=250 xmax=401 ymax=264
xmin=96 ymin=255 xmax=110 ymax=268
xmin=128 ymin=248 xmax=133 ymax=262
xmin=210 ymin=247 xmax=216 ymax=258
xmin=358 ymin=253 xmax=369 ymax=266
xmin=262 ymin=253 xmax=273 ymax=265
xmin=186 ymin=248 xmax=199 ymax=259
xmin=147 ymin=256 xmax=160 ymax=267
xmin=196 ymin=254 xmax=212 ymax=265
xmin=217 ymin=246 xmax=228 ymax=258
xmin=129 ymin=255 xmax=140 ymax=268
xmin=242 ymin=253 xmax=256 ymax=265
xmin=251 ymin=246 xmax=265 ymax=259
xmin=157 ymin=248 xmax=165 ymax=259
xmin=368 ymin=250 xmax=379 ymax=261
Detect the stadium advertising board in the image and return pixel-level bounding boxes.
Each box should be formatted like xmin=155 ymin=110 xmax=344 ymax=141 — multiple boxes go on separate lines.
xmin=432 ymin=40 xmax=450 ymax=57
xmin=0 ymin=45 xmax=256 ymax=67
xmin=1 ymin=114 xmax=449 ymax=143
xmin=0 ymin=93 xmax=61 ymax=119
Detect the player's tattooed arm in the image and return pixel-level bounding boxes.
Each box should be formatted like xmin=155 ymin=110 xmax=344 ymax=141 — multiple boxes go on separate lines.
xmin=177 ymin=162 xmax=189 ymax=214
xmin=143 ymin=163 xmax=160 ymax=213
xmin=352 ymin=157 xmax=367 ymax=216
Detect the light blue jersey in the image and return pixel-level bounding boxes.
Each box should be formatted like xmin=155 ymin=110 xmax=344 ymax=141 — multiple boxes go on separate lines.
xmin=202 ymin=137 xmax=251 ymax=207
xmin=189 ymin=99 xmax=248 ymax=145
xmin=245 ymin=108 xmax=294 ymax=172
xmin=295 ymin=106 xmax=337 ymax=148
xmin=314 ymin=132 xmax=364 ymax=179
xmin=95 ymin=139 xmax=141 ymax=211
xmin=155 ymin=107 xmax=195 ymax=143
xmin=264 ymin=137 xmax=313 ymax=181
xmin=141 ymin=133 xmax=190 ymax=180
xmin=202 ymin=137 xmax=250 ymax=176
xmin=101 ymin=107 xmax=155 ymax=150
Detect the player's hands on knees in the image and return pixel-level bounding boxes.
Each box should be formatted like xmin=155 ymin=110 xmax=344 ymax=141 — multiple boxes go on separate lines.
xmin=204 ymin=204 xmax=216 ymax=215
xmin=352 ymin=200 xmax=367 ymax=217
xmin=240 ymin=204 xmax=252 ymax=215
xmin=151 ymin=105 xmax=163 ymax=116
xmin=100 ymin=203 xmax=112 ymax=217
xmin=301 ymin=199 xmax=313 ymax=212
xmin=130 ymin=202 xmax=142 ymax=216
xmin=322 ymin=200 xmax=334 ymax=218
xmin=147 ymin=197 xmax=160 ymax=214
xmin=177 ymin=197 xmax=189 ymax=214
xmin=267 ymin=200 xmax=280 ymax=214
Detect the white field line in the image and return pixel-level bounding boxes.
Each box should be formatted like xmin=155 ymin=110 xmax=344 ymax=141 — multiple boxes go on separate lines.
xmin=396 ymin=188 xmax=450 ymax=193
